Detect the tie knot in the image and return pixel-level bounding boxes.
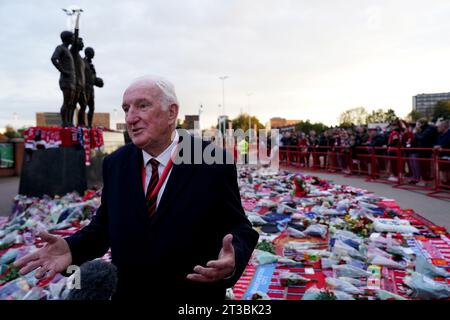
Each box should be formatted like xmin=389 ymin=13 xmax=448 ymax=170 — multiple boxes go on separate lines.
xmin=148 ymin=158 xmax=159 ymax=170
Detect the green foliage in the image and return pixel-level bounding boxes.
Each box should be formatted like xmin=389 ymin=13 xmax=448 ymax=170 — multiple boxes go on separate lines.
xmin=407 ymin=110 xmax=425 ymax=122
xmin=256 ymin=240 xmax=276 ymax=254
xmin=339 ymin=107 xmax=369 ymax=126
xmin=4 ymin=126 xmax=23 ymax=139
xmin=231 ymin=113 xmax=264 ymax=132
xmin=434 ymin=101 xmax=450 ymax=120
xmin=294 ymin=120 xmax=329 ymax=134
xmin=366 ymin=108 xmax=398 ymax=124
xmin=339 ymin=122 xmax=354 ymax=130
xmin=316 ymin=290 xmax=338 ymax=300
xmin=0 ymin=264 xmax=20 ymax=284
xmin=0 ymin=242 xmax=13 ymax=250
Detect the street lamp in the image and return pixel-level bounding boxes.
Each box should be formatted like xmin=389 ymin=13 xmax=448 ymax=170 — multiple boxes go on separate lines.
xmin=217 ymin=104 xmax=223 ymax=135
xmin=113 ymin=108 xmax=118 ymax=130
xmin=198 ymin=104 xmax=203 ymax=130
xmin=247 ymin=93 xmax=253 ymax=138
xmin=219 ymin=76 xmax=229 ymax=116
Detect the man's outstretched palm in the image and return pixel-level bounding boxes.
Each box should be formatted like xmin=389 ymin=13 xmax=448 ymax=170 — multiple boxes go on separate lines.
xmin=14 ymin=231 xmax=72 ymax=280
xmin=186 ymin=234 xmax=235 ymax=283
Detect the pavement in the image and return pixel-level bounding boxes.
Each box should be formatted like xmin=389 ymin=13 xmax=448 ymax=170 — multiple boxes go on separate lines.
xmin=0 ymin=176 xmax=19 ymax=217
xmin=1 ymin=172 xmax=450 ymax=231
xmin=286 ymin=168 xmax=450 ymax=231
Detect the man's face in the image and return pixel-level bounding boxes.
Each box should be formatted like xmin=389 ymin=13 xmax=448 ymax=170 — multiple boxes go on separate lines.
xmin=438 ymin=123 xmax=448 ymax=133
xmin=122 ymin=83 xmax=176 ymax=149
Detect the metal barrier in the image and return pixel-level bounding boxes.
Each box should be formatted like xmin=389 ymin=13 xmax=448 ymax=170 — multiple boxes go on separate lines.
xmin=279 ymin=145 xmax=450 ymax=200
xmin=429 ymin=148 xmax=450 ymax=199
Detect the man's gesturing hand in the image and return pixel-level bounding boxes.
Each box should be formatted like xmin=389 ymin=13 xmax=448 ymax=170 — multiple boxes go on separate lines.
xmin=187 ymin=234 xmax=236 ymax=283
xmin=13 ymin=231 xmax=73 ymax=280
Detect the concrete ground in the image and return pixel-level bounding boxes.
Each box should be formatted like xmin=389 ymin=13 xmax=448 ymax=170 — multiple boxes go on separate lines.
xmin=0 ymin=176 xmax=19 ymax=217
xmin=285 ymin=168 xmax=450 ymax=231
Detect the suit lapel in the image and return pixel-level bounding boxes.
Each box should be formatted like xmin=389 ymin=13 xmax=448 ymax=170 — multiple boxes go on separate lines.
xmin=148 ymin=136 xmax=197 ymax=228
xmin=148 ymin=161 xmax=196 ymax=229
xmin=125 ymin=144 xmax=148 ymax=221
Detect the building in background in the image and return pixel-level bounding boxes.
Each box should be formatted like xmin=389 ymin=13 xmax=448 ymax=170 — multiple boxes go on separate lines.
xmin=413 ymin=92 xmax=450 ymax=116
xmin=102 ymin=131 xmax=125 ymax=154
xmin=183 ymin=115 xmax=200 ymax=130
xmin=36 ymin=112 xmax=110 ymax=129
xmin=116 ymin=123 xmax=126 ymax=132
xmin=91 ymin=113 xmax=110 ymax=129
xmin=36 ymin=113 xmax=60 ymax=127
xmin=266 ymin=117 xmax=301 ymax=130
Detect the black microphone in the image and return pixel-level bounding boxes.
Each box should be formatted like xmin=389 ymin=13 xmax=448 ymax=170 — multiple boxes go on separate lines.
xmin=65 ymin=260 xmax=118 ymax=300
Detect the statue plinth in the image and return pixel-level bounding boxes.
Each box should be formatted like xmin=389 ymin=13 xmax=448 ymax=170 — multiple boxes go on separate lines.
xmin=19 ymin=147 xmax=104 ymax=197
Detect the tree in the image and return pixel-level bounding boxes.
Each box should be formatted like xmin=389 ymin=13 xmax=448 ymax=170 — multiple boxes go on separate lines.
xmin=231 ymin=113 xmax=264 ymax=132
xmin=295 ymin=120 xmax=329 ymax=134
xmin=339 ymin=107 xmax=369 ymax=126
xmin=366 ymin=108 xmax=398 ymax=124
xmin=176 ymin=119 xmax=184 ymax=129
xmin=17 ymin=127 xmax=27 ymax=137
xmin=433 ymin=101 xmax=450 ymax=120
xmin=4 ymin=126 xmax=22 ymax=139
xmin=384 ymin=109 xmax=398 ymax=123
xmin=406 ymin=110 xmax=425 ymax=122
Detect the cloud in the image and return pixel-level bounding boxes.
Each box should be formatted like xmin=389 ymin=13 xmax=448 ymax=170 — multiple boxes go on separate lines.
xmin=1 ymin=0 xmax=450 ymax=129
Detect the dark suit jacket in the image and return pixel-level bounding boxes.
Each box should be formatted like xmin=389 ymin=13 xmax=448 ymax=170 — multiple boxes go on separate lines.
xmin=65 ymin=134 xmax=259 ymax=301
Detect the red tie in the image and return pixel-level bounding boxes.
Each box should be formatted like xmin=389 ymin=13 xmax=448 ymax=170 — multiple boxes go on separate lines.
xmin=146 ymin=158 xmax=160 ymax=216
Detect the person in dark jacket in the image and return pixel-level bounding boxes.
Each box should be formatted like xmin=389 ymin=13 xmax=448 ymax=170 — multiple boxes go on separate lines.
xmin=353 ymin=126 xmax=369 ymax=175
xmin=415 ymin=118 xmax=438 ymax=182
xmin=317 ymin=130 xmax=330 ymax=168
xmin=15 ymin=75 xmax=259 ymax=301
xmin=367 ymin=128 xmax=385 ymax=178
xmin=436 ymin=120 xmax=450 ymax=185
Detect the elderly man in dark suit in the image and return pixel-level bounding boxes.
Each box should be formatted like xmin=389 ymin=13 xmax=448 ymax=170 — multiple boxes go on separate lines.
xmin=15 ymin=76 xmax=259 ymax=301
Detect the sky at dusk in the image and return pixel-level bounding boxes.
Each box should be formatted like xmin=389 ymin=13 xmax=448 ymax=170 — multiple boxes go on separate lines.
xmin=1 ymin=0 xmax=450 ymax=130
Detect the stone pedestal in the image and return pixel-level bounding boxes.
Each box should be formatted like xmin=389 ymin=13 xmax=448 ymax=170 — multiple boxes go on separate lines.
xmin=19 ymin=147 xmax=92 ymax=197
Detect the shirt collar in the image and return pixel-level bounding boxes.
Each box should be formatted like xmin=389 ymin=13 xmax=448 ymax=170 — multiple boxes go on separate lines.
xmin=142 ymin=130 xmax=179 ymax=168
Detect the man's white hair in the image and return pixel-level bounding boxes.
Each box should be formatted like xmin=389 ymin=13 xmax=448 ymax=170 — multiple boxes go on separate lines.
xmin=130 ymin=75 xmax=179 ymax=111
xmin=437 ymin=119 xmax=449 ymax=129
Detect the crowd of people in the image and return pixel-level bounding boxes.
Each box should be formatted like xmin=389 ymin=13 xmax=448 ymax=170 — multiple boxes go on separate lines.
xmin=278 ymin=118 xmax=450 ymax=186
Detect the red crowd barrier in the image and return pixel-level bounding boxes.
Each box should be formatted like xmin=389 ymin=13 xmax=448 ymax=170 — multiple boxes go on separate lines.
xmin=278 ymin=145 xmax=450 ymax=200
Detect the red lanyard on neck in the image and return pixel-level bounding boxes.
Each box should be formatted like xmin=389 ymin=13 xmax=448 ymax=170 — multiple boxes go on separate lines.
xmin=141 ymin=145 xmax=178 ymax=198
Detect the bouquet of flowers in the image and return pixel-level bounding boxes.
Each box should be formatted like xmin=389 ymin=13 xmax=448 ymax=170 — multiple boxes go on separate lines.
xmin=293 ymin=176 xmax=309 ymax=197
xmin=0 ymin=264 xmax=20 ymax=285
xmin=255 ymin=240 xmax=276 ymax=254
xmin=310 ymin=176 xmax=329 ymax=188
xmin=343 ymin=215 xmax=373 ymax=237
xmin=279 ymin=272 xmax=315 ymax=287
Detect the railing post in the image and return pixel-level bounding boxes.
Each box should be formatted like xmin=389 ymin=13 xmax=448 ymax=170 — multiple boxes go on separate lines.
xmin=370 ymin=147 xmax=377 ymax=180
xmin=397 ymin=146 xmax=402 ymax=185
xmin=434 ymin=148 xmax=440 ymax=191
xmin=348 ymin=147 xmax=353 ymax=175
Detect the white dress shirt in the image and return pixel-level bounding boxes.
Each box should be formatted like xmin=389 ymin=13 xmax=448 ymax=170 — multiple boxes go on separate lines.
xmin=142 ymin=130 xmax=179 ymax=207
